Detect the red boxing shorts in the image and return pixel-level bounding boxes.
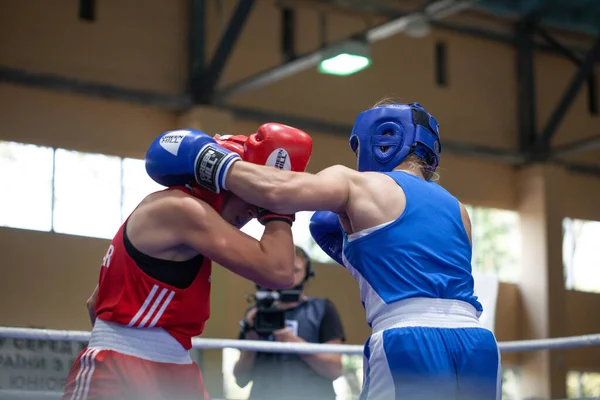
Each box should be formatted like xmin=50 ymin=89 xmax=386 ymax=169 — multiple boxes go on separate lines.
xmin=62 ymin=347 xmax=210 ymax=400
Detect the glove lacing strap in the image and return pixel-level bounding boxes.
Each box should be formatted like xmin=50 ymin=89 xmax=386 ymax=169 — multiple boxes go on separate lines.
xmin=257 ymin=208 xmax=295 ymax=226
xmin=194 ymin=143 xmax=241 ymax=194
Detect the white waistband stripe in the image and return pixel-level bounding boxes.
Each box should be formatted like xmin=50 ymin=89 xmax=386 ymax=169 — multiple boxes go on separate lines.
xmin=89 ymin=319 xmax=191 ymax=364
xmin=370 ymin=298 xmax=482 ymax=333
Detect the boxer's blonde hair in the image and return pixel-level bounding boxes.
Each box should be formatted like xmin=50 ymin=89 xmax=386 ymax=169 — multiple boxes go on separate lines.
xmin=371 ymin=97 xmax=439 ymax=181
xmin=372 ymin=96 xmax=403 ymax=108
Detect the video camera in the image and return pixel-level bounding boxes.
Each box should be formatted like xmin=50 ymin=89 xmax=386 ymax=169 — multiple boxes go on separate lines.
xmin=251 ymin=285 xmax=302 ymax=336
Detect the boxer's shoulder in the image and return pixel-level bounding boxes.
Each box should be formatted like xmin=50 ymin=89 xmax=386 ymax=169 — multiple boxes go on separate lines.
xmin=346 ymin=172 xmax=407 ymax=231
xmin=316 ymin=164 xmax=361 ymax=185
xmin=326 ymin=166 xmax=392 ymax=190
xmin=139 ymin=186 xmax=200 ymax=208
xmin=345 ymin=170 xmax=406 ymax=203
xmin=128 ymin=188 xmax=209 ymax=233
xmin=125 ymin=189 xmax=209 ymax=261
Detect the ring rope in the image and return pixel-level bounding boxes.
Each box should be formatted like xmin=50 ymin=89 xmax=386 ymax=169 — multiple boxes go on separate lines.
xmin=0 ymin=326 xmax=599 ymax=355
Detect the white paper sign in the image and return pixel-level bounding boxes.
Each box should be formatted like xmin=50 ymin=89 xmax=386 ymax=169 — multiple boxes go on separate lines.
xmin=472 ymin=270 xmax=499 ymax=333
xmin=0 ymin=337 xmax=87 ymax=392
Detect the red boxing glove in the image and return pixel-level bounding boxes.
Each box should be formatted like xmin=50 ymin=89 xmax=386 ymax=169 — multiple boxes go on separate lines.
xmin=245 ymin=123 xmax=313 ymax=226
xmin=244 ymin=123 xmax=312 ymax=173
xmin=214 ymin=134 xmax=248 ymax=155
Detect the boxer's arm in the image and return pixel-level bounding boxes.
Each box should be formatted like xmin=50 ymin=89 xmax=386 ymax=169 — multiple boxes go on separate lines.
xmin=171 ymin=195 xmax=295 ymax=289
xmin=86 ymin=285 xmax=99 ymax=327
xmin=226 ymin=164 xmax=355 ymax=214
xmin=459 ymin=202 xmax=473 ymax=246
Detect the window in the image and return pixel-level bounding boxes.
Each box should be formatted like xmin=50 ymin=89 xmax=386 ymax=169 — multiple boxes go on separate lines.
xmin=0 ymin=141 xmax=53 ymax=232
xmin=567 ymin=371 xmax=600 ymax=398
xmin=465 ymin=206 xmax=521 ymax=283
xmin=240 ymin=218 xmax=263 ymax=240
xmin=334 ymin=354 xmax=363 ymax=400
xmin=240 ymin=211 xmax=336 ymax=265
xmin=222 ymin=348 xmax=253 ymax=400
xmin=53 ymin=149 xmax=122 ymax=240
xmin=501 ymin=367 xmax=520 ymax=400
xmin=0 ymin=141 xmax=170 ymax=240
xmin=0 ymin=139 xmax=522 ymax=286
xmin=121 ymin=158 xmax=165 ymax=221
xmin=563 ymin=218 xmax=600 ymax=293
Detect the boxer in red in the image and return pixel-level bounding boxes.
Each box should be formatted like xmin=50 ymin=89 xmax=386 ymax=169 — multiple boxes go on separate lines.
xmin=61 ymin=125 xmax=313 ymax=400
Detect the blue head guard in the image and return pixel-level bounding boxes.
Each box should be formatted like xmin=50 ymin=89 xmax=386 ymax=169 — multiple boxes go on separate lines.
xmin=349 ymin=102 xmax=441 ymax=173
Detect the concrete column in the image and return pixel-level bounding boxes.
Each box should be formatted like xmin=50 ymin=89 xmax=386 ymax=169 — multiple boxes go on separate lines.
xmin=517 ymin=165 xmax=567 ymax=400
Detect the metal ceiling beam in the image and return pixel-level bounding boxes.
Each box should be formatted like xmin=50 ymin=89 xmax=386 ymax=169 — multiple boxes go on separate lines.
xmin=430 ymin=20 xmax=515 ymax=45
xmin=290 ymin=0 xmax=514 ymax=44
xmin=196 ymin=0 xmax=256 ymax=103
xmin=281 ymin=0 xmax=413 ymax=17
xmin=552 ymin=158 xmax=600 ymax=179
xmin=0 ymin=66 xmax=191 ymax=111
xmin=516 ymin=19 xmax=537 ymax=157
xmin=588 ymin=73 xmax=598 ymax=115
xmin=441 ymin=142 xmax=526 ymax=164
xmin=538 ymin=33 xmax=600 ymax=148
xmin=213 ymin=4 xmax=594 ymax=103
xmin=224 ymin=104 xmax=350 ymax=135
xmin=289 ymin=0 xmax=595 ymax=62
xmin=214 ymin=48 xmax=331 ymax=103
xmin=534 ymin=24 xmax=598 ymax=115
xmin=0 ymin=64 xmax=539 ymax=165
xmin=424 ymin=17 xmax=595 ymax=61
xmin=552 ymin=135 xmax=600 ymax=158
xmin=472 ymin=0 xmax=600 ymax=38
xmin=188 ymin=0 xmax=206 ymax=102
xmin=214 ymin=0 xmax=475 ymax=102
xmin=281 ymin=7 xmax=296 ymax=63
xmin=222 ymin=104 xmax=525 ymax=164
xmin=534 ymin=25 xmax=583 ymax=65
xmin=428 ymin=20 xmax=592 ymax=60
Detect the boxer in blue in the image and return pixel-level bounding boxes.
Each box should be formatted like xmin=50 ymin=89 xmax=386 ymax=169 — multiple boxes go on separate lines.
xmin=144 ymin=103 xmax=501 ymax=400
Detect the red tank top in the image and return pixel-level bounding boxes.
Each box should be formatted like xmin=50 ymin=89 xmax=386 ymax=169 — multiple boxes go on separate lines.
xmin=95 ymin=187 xmax=211 ymax=350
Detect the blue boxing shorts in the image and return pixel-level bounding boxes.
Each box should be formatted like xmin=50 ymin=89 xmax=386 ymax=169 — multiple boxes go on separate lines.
xmin=360 ymin=299 xmax=501 ymax=400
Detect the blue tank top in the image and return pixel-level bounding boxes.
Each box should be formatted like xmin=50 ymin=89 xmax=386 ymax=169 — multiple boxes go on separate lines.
xmin=342 ymin=171 xmax=482 ymax=325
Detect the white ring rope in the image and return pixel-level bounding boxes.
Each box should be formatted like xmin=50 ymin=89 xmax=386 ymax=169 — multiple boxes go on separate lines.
xmin=1 ymin=326 xmax=600 ymax=354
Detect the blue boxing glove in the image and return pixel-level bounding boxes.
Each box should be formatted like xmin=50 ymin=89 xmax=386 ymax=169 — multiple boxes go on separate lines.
xmin=145 ymin=129 xmax=241 ymax=193
xmin=309 ymin=211 xmax=344 ymax=266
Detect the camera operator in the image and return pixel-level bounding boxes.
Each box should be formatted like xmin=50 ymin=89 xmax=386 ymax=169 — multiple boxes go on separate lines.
xmin=233 ymin=246 xmax=345 ymax=400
